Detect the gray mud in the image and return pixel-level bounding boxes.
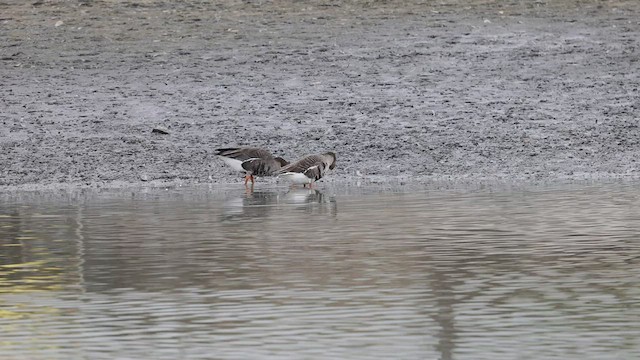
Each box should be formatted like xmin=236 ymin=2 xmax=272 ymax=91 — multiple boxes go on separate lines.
xmin=1 ymin=0 xmax=639 ymax=190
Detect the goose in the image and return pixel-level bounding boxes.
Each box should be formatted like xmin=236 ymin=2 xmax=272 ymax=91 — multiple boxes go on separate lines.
xmin=276 ymin=152 xmax=336 ymax=187
xmin=215 ymin=147 xmax=288 ymax=185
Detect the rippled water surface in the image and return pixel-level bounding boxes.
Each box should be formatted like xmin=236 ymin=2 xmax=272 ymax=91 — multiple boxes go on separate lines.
xmin=1 ymin=184 xmax=640 ymax=359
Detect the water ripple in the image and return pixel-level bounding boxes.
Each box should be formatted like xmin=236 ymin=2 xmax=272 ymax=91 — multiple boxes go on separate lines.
xmin=1 ymin=184 xmax=639 ymax=359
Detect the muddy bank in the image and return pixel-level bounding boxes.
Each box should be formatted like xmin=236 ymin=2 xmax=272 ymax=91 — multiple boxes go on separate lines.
xmin=1 ymin=0 xmax=639 ymax=190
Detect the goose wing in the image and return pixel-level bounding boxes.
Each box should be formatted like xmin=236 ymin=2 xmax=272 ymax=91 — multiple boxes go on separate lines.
xmin=302 ymin=163 xmax=327 ymax=182
xmin=241 ymin=158 xmax=284 ymax=176
xmin=215 ymin=147 xmax=273 ymax=161
xmin=278 ymin=155 xmax=325 ymax=174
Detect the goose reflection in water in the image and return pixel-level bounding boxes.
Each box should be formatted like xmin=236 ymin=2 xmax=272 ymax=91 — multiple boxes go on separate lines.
xmin=222 ymin=190 xmax=282 ymax=220
xmin=222 ymin=188 xmax=337 ymax=220
xmin=281 ymin=188 xmax=337 ymax=216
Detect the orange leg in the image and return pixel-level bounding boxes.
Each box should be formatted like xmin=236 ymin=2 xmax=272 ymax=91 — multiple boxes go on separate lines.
xmin=244 ymin=174 xmax=251 ymax=185
xmin=250 ymin=175 xmax=255 ymax=183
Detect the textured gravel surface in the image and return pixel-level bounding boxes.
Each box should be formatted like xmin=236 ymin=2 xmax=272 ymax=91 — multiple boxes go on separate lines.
xmin=1 ymin=0 xmax=640 ymax=190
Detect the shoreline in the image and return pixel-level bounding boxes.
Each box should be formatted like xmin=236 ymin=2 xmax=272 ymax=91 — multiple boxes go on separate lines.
xmin=1 ymin=172 xmax=638 ymax=195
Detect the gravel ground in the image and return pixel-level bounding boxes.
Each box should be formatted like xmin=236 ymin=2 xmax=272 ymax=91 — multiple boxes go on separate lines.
xmin=1 ymin=0 xmax=640 ymax=190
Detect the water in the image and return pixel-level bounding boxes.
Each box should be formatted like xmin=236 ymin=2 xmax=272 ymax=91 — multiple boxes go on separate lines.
xmin=1 ymin=184 xmax=639 ymax=360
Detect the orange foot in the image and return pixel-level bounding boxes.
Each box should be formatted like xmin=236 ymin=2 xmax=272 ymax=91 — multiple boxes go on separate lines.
xmin=245 ymin=182 xmax=254 ymax=193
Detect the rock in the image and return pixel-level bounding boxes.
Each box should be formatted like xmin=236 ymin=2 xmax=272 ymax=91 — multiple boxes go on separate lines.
xmin=140 ymin=174 xmax=149 ymax=181
xmin=151 ymin=127 xmax=169 ymax=135
xmin=55 ymin=20 xmax=64 ymax=27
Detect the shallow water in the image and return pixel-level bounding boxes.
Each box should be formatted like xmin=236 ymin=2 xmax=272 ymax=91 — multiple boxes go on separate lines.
xmin=1 ymin=184 xmax=640 ymax=360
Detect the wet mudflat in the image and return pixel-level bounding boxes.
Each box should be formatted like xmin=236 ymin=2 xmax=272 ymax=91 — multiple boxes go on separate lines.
xmin=2 ymin=0 xmax=640 ymax=189
xmin=1 ymin=183 xmax=639 ymax=359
